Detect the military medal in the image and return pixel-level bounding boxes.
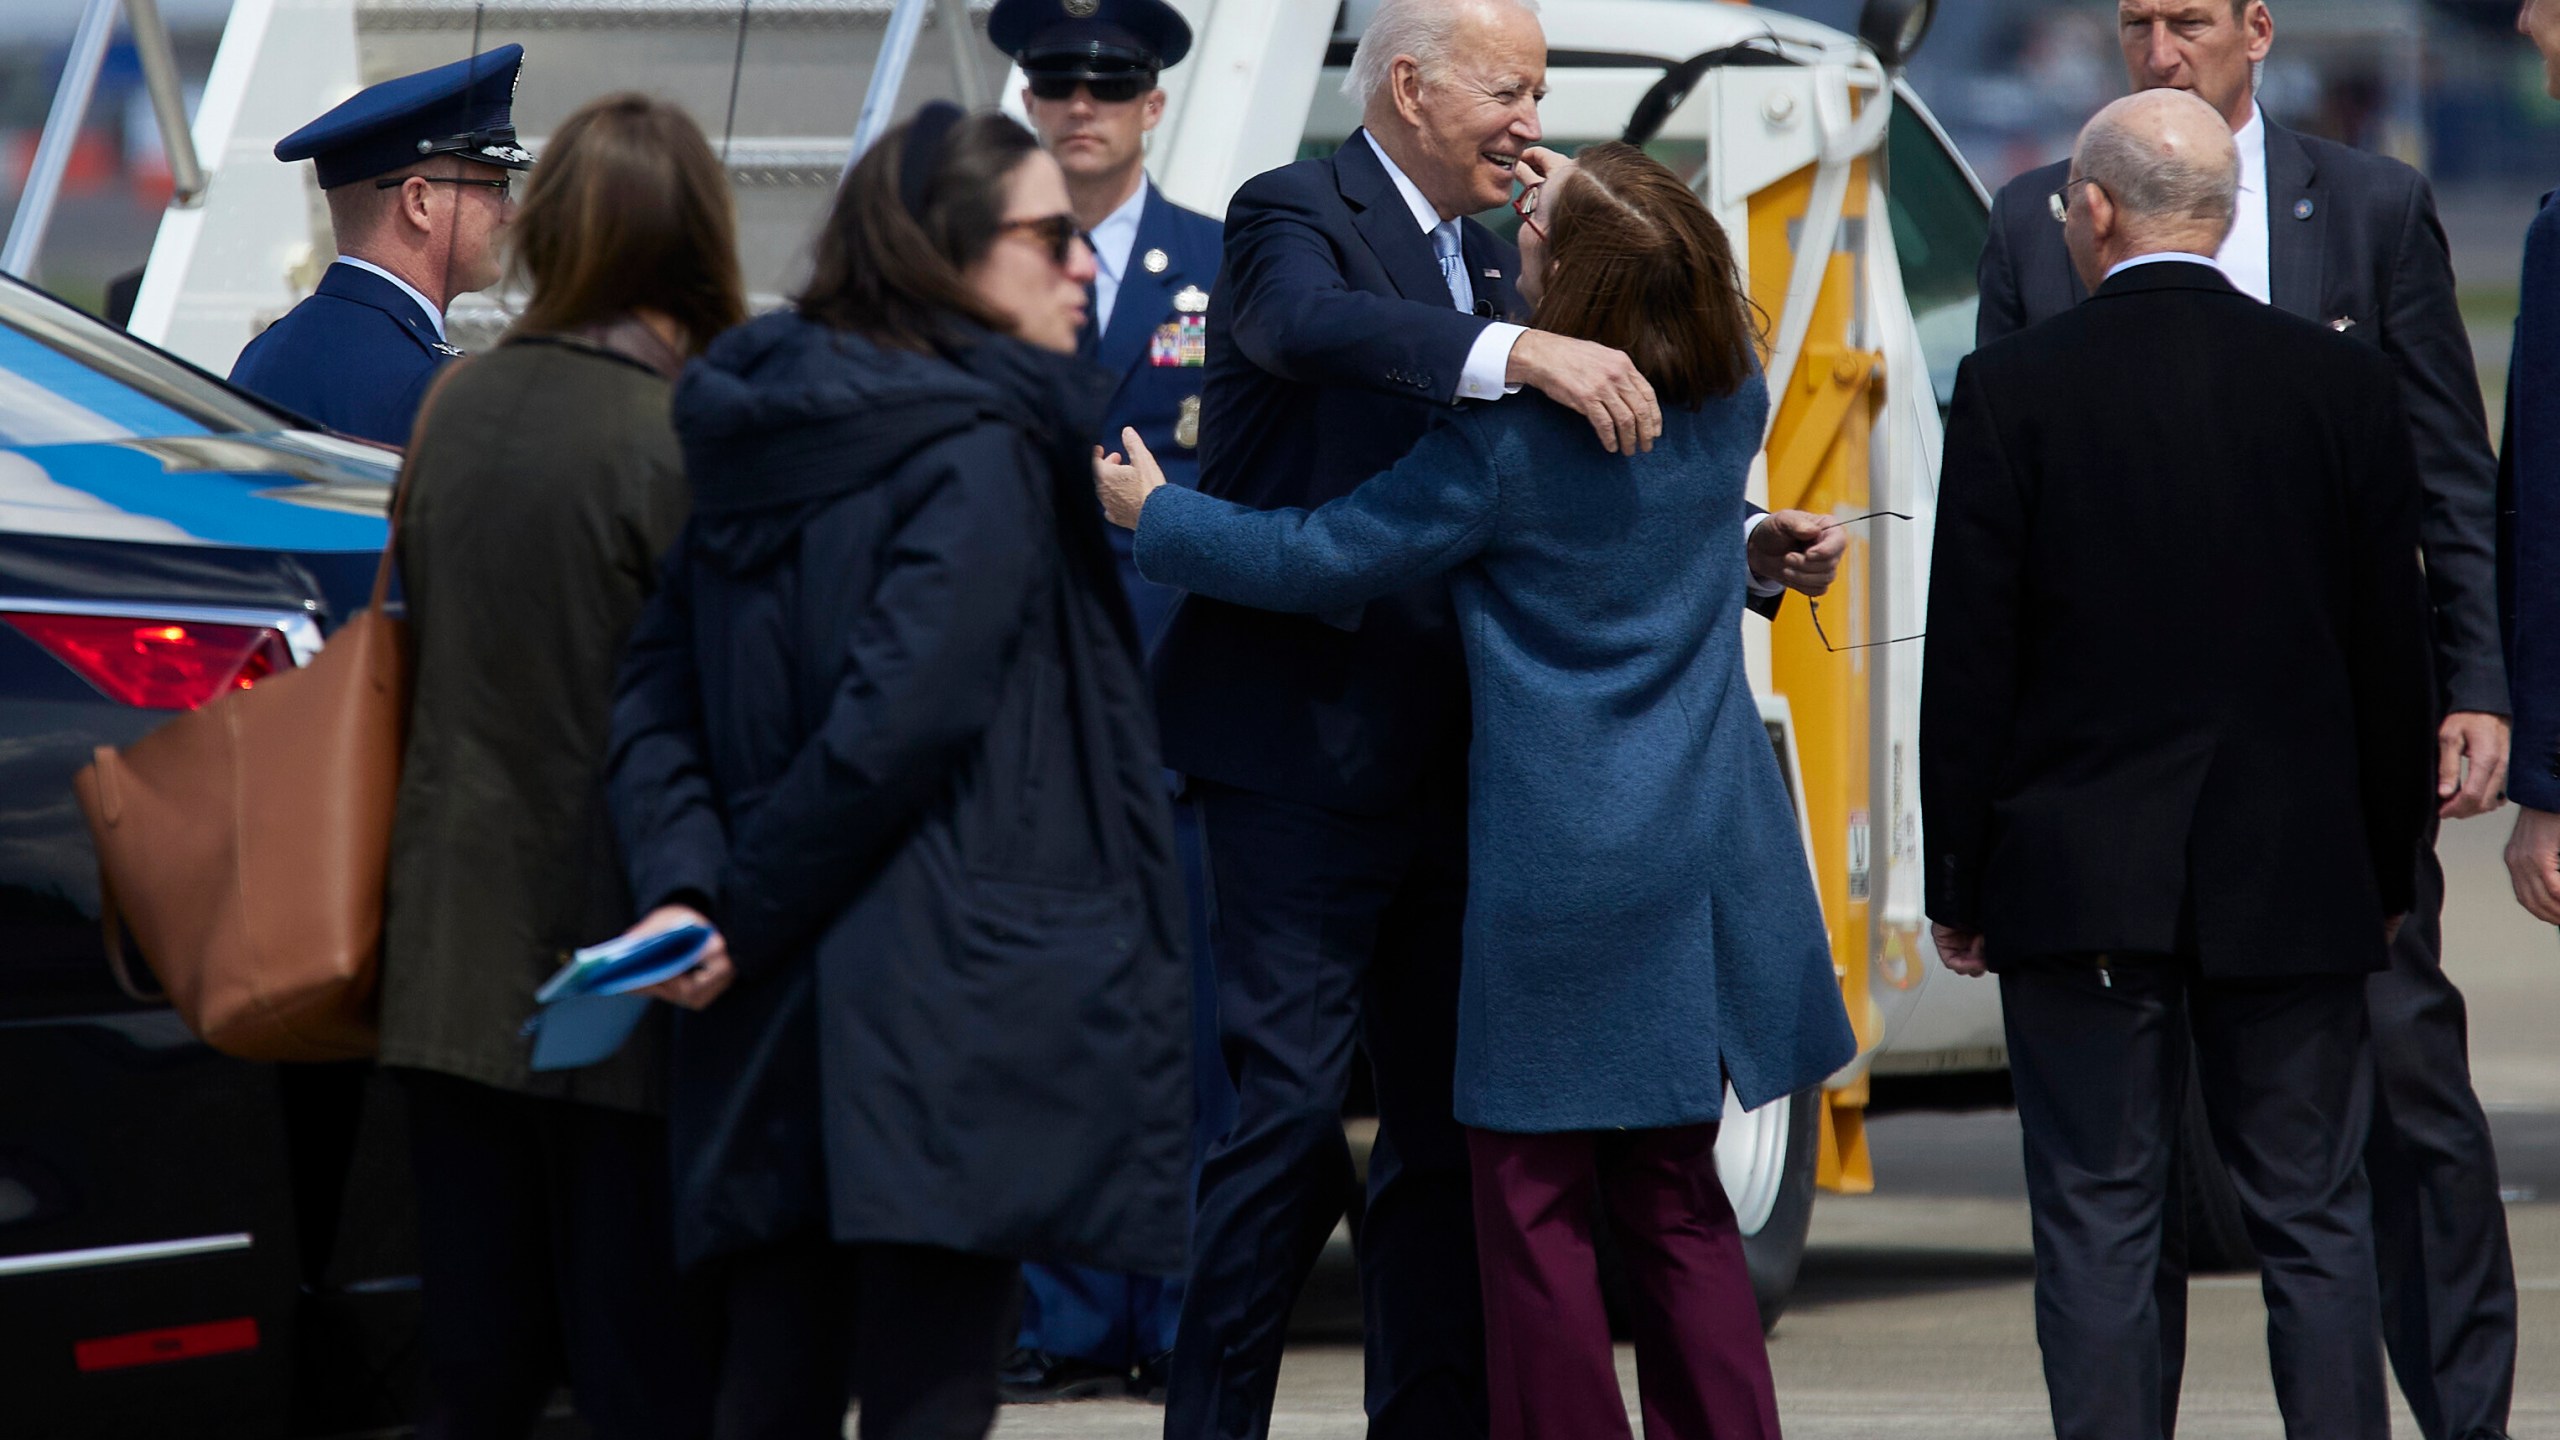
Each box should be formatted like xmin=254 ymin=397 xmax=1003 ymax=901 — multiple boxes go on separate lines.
xmin=1150 ymin=315 xmax=1207 ymax=367
xmin=1173 ymin=285 xmax=1209 ymax=314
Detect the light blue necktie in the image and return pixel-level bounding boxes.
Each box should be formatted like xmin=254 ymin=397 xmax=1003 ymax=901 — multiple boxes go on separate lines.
xmin=1433 ymin=221 xmax=1472 ymax=313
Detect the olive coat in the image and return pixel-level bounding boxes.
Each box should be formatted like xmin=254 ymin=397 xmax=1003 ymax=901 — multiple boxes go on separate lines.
xmin=382 ymin=333 xmax=689 ymax=1113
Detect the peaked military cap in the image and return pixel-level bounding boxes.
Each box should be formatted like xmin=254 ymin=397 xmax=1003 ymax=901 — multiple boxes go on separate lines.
xmin=989 ymin=0 xmax=1193 ymax=79
xmin=276 ymin=44 xmax=534 ymax=191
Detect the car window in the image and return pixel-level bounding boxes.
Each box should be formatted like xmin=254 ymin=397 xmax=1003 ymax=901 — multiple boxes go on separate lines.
xmin=0 ymin=278 xmax=288 ymax=447
xmin=1882 ymin=100 xmax=1987 ymax=410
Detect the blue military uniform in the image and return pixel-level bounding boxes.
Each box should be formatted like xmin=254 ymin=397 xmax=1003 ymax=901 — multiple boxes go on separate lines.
xmin=232 ymin=263 xmax=454 ymax=446
xmin=991 ymin=0 xmax=1233 ymax=1400
xmin=229 ymin=45 xmax=532 ymax=447
xmin=1093 ymin=182 xmax=1223 ymax=651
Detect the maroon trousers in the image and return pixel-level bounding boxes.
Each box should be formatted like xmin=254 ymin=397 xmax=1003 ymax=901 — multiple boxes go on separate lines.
xmin=1467 ymin=1123 xmax=1782 ymax=1440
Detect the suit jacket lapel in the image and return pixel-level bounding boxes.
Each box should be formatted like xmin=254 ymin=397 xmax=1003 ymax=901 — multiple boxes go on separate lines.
xmin=1459 ymin=223 xmax=1519 ymax=321
xmin=1338 ymin=130 xmax=1455 ymax=308
xmin=2264 ymin=122 xmax=2325 ymax=322
xmin=1097 ymin=183 xmax=1183 ymax=382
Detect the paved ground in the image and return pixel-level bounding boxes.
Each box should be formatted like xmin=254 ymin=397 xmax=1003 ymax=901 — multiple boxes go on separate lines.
xmin=987 ymin=810 xmax=2560 ymax=1439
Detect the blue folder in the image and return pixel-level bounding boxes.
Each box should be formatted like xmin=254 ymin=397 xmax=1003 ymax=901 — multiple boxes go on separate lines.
xmin=524 ymin=923 xmax=712 ymax=1072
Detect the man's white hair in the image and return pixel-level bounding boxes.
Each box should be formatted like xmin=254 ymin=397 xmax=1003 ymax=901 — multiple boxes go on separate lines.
xmin=1344 ymin=0 xmax=1541 ymax=107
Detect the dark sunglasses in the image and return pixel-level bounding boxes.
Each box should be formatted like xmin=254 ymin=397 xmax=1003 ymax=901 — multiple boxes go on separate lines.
xmin=998 ymin=213 xmax=1083 ymax=267
xmin=1027 ymin=75 xmax=1153 ymax=104
xmin=377 ymin=173 xmax=515 ymax=200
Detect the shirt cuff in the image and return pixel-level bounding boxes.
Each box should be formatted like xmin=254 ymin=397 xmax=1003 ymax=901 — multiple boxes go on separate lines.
xmin=1743 ymin=512 xmax=1785 ymax=597
xmin=1456 ymin=322 xmax=1526 ymax=402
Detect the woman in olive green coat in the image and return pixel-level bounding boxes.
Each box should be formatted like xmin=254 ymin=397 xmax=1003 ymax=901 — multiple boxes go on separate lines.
xmin=378 ymin=94 xmax=746 ymax=1440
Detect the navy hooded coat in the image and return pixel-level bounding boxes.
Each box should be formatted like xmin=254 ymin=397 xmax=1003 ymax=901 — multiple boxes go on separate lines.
xmin=607 ymin=313 xmax=1194 ymax=1275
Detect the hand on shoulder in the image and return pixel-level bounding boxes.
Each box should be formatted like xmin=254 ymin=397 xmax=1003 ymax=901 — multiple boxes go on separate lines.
xmin=1505 ymin=330 xmax=1661 ymax=455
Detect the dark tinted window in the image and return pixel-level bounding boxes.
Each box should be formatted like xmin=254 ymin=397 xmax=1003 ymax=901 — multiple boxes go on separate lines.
xmin=1883 ymin=100 xmax=1988 ymax=408
xmin=0 ymin=278 xmax=288 ymax=446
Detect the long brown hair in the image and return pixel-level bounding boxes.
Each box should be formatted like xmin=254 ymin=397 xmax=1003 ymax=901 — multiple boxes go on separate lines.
xmin=504 ymin=94 xmax=747 ymax=355
xmin=796 ymin=111 xmax=1039 ymax=351
xmin=1532 ymin=142 xmax=1759 ymax=408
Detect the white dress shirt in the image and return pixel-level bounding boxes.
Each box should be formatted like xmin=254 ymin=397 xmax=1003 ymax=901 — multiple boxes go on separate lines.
xmin=2213 ymin=105 xmax=2273 ymax=304
xmin=1085 ymin=178 xmax=1152 ymax=335
xmin=334 ymin=254 xmax=448 ymax=341
xmin=2103 ymin=250 xmax=2228 ymax=285
xmin=1360 ymin=132 xmax=1524 ymax=402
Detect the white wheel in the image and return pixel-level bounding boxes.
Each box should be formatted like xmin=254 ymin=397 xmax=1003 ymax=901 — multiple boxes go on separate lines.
xmin=1715 ymin=1084 xmax=1793 ymax=1235
xmin=1713 ymin=1084 xmax=1821 ymax=1327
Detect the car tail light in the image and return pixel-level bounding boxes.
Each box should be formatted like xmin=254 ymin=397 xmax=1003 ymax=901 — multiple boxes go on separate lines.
xmin=74 ymin=1316 xmax=260 ymax=1372
xmin=2 ymin=613 xmax=295 ymax=710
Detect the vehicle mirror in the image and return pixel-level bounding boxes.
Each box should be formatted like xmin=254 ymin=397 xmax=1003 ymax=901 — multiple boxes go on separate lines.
xmin=1858 ymin=0 xmax=1935 ymax=69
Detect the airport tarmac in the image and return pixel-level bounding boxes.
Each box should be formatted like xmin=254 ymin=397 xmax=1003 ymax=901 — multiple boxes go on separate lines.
xmin=989 ymin=809 xmax=2560 ymax=1440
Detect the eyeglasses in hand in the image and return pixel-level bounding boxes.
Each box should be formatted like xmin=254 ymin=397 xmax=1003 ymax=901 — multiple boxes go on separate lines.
xmin=1803 ymin=510 xmax=1927 ymax=653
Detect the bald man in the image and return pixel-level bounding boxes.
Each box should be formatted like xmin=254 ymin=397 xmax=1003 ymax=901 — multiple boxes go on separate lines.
xmin=1922 ymin=89 xmax=2433 ymax=1440
xmin=1984 ymin=26 xmax=2517 ymax=1428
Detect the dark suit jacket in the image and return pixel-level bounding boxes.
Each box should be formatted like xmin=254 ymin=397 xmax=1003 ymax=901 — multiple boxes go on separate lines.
xmin=1922 ymin=263 xmax=2434 ymax=978
xmin=1088 ymin=181 xmax=1224 ymax=652
xmin=1976 ymin=120 xmax=2504 ymax=721
xmin=2499 ymin=191 xmax=2560 ymax=809
xmin=1147 ymin=131 xmax=1525 ymax=812
xmin=1152 ymin=132 xmax=1773 ymax=812
xmin=230 ymin=261 xmax=452 ymax=447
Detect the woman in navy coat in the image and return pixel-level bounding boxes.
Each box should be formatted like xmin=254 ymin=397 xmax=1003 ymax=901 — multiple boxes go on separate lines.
xmin=1099 ymin=143 xmax=1854 ymax=1440
xmin=606 ymin=106 xmax=1192 ymax=1440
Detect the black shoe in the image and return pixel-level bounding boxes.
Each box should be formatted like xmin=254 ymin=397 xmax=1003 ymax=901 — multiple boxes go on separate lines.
xmin=998 ymin=1348 xmax=1130 ymax=1404
xmin=1128 ymin=1352 xmax=1171 ymax=1405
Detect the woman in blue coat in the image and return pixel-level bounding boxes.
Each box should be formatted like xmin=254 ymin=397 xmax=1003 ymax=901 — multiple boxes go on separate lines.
xmin=1098 ymin=143 xmax=1855 ymax=1440
xmin=606 ymin=105 xmax=1193 ymax=1440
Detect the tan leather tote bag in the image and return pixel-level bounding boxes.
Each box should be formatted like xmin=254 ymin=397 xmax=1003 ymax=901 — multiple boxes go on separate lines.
xmin=72 ymin=378 xmax=452 ymax=1062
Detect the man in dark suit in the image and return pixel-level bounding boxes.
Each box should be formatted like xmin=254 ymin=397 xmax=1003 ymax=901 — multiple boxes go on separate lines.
xmin=1153 ymin=2 xmax=1842 ymax=1436
xmin=1974 ymin=8 xmax=2516 ymax=1437
xmin=1925 ymin=88 xmax=2434 ymax=1440
xmin=988 ymin=0 xmax=1234 ymax=1404
xmin=2501 ymin=0 xmax=2560 ymax=934
xmin=231 ymin=45 xmax=530 ymax=446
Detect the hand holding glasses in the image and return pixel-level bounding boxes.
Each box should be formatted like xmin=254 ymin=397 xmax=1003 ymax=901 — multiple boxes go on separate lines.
xmin=1803 ymin=510 xmax=1927 ymax=653
xmin=1510 ymin=145 xmax=1576 ymax=239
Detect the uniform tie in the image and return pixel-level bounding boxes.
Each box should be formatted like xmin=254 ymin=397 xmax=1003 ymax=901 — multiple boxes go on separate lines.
xmin=1077 ymin=231 xmax=1101 ymax=361
xmin=1433 ymin=221 xmax=1473 ymax=313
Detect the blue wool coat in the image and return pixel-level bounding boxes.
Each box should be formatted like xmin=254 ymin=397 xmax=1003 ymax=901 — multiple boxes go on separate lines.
xmin=1134 ymin=381 xmax=1856 ymax=1131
